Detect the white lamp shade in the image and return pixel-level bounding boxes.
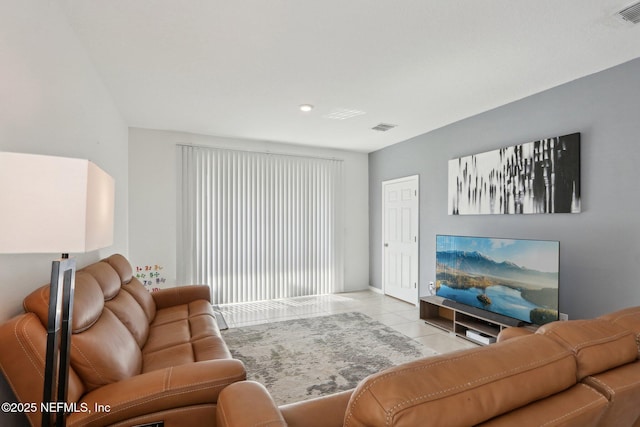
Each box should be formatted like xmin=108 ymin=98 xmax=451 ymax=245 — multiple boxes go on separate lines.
xmin=0 ymin=152 xmax=115 ymax=254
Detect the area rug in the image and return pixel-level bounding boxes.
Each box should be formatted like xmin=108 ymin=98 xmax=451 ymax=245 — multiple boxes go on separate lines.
xmin=221 ymin=312 xmax=435 ymax=405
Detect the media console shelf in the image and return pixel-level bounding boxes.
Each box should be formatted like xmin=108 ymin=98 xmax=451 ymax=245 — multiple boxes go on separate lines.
xmin=420 ymin=295 xmax=536 ymax=345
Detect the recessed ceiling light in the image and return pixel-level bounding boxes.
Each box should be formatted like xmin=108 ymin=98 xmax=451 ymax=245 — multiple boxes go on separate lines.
xmin=299 ymin=104 xmax=314 ymax=112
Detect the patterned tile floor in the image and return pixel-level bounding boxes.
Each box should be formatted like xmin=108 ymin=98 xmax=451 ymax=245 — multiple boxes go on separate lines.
xmin=217 ymin=290 xmax=478 ymax=354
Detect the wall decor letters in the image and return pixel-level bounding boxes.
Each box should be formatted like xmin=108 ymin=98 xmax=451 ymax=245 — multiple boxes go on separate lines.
xmin=135 ymin=264 xmax=167 ymax=292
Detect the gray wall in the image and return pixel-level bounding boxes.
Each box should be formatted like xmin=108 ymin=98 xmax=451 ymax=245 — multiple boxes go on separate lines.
xmin=369 ymin=57 xmax=640 ymax=320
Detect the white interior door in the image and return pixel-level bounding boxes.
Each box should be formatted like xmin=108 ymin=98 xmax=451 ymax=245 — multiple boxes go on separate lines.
xmin=382 ymin=175 xmax=419 ymax=305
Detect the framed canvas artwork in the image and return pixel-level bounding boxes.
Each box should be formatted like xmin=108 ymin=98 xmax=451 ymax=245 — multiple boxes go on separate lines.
xmin=448 ymin=133 xmax=580 ymax=215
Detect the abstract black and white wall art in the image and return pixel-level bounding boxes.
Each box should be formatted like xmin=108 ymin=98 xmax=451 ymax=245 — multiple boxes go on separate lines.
xmin=448 ymin=133 xmax=580 ymax=215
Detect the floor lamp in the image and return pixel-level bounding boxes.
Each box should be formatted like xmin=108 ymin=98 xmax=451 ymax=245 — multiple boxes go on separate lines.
xmin=0 ymin=152 xmax=115 ymax=427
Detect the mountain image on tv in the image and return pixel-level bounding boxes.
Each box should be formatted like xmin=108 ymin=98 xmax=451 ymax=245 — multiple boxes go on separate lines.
xmin=436 ymin=235 xmax=559 ymax=325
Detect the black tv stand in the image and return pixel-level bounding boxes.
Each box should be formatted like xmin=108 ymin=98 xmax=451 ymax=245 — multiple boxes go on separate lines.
xmin=420 ymin=295 xmax=536 ymax=345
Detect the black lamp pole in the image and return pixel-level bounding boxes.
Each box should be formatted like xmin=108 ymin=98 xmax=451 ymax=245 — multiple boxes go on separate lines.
xmin=42 ymin=254 xmax=76 ymax=427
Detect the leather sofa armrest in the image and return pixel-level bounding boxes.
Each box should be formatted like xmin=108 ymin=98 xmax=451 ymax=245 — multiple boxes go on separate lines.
xmin=67 ymin=359 xmax=245 ymax=427
xmin=280 ymin=389 xmax=353 ymax=427
xmin=151 ymin=284 xmax=212 ymax=308
xmin=216 ymin=381 xmax=287 ymax=427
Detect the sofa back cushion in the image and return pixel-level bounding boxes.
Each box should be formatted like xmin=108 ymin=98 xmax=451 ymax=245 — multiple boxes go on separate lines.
xmin=537 ymin=318 xmax=637 ymax=380
xmin=71 ymin=271 xmax=144 ymax=391
xmin=105 ymin=254 xmax=157 ymax=322
xmin=22 ymin=271 xmax=105 ymax=334
xmin=71 ymin=307 xmax=143 ymax=391
xmin=82 ymin=261 xmax=122 ymax=300
xmin=105 ymin=290 xmax=150 ymax=347
xmin=344 ymin=334 xmax=577 ymax=427
xmin=23 ymin=269 xmax=144 ymax=392
xmin=599 ymin=306 xmax=640 ymax=358
xmin=71 ymin=271 xmax=106 ymax=332
xmin=82 ymin=260 xmax=151 ymax=347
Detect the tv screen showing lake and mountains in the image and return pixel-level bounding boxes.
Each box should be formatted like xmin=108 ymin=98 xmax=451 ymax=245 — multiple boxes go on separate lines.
xmin=436 ymin=235 xmax=559 ymax=325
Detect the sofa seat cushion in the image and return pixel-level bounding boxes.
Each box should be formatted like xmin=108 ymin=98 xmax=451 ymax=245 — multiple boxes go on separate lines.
xmin=141 ymin=301 xmax=231 ymax=373
xmin=151 ymin=299 xmax=215 ymax=327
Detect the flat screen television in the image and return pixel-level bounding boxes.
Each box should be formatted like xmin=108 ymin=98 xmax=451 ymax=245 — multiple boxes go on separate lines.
xmin=436 ymin=234 xmax=559 ymax=326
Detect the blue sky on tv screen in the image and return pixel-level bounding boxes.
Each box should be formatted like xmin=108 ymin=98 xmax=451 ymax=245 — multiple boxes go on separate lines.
xmin=436 ymin=235 xmax=559 ymax=274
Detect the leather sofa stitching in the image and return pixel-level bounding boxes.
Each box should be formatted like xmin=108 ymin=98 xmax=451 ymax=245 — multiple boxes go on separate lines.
xmin=71 ymin=340 xmax=109 ymax=385
xmin=0 ymin=316 xmax=45 ymax=402
xmin=79 ymin=380 xmax=235 ymax=424
xmin=23 ymin=286 xmax=49 ymax=313
xmin=388 ymin=365 xmax=562 ymax=412
xmin=215 ymin=401 xmax=284 ymax=427
xmin=216 ymin=394 xmax=230 ymax=426
xmin=613 ymin=376 xmax=640 ymax=392
xmin=165 ymin=367 xmax=172 ymax=390
xmin=344 ymin=348 xmax=573 ymax=426
xmin=372 ymin=347 xmax=570 ymax=393
xmin=539 ymin=384 xmax=605 ymax=426
xmin=17 ymin=316 xmax=45 ymax=377
xmin=587 ymin=376 xmax=615 ymax=399
xmin=571 ymin=330 xmax=634 ymax=352
xmin=0 ymin=316 xmax=47 ymax=426
xmin=543 ymin=330 xmax=634 ymax=358
xmin=589 ymin=374 xmax=640 ymax=396
xmin=383 ymin=351 xmax=574 ymax=416
xmin=141 ymin=342 xmax=192 ymax=360
xmin=609 ymin=312 xmax=640 ymax=322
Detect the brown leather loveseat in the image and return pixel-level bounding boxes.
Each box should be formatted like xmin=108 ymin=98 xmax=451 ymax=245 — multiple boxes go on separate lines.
xmin=216 ymin=306 xmax=640 ymax=427
xmin=0 ymin=254 xmax=245 ymax=427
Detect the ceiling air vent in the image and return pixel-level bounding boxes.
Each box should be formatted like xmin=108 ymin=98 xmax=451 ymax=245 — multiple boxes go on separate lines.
xmin=372 ymin=123 xmax=397 ymax=132
xmin=323 ymin=108 xmax=366 ymax=120
xmin=617 ymin=1 xmax=640 ymax=24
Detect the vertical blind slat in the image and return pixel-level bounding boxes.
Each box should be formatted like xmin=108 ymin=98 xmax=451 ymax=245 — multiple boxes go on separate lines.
xmin=177 ymin=146 xmax=343 ymax=304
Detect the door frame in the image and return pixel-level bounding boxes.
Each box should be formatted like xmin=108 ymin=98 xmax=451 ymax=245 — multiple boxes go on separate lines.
xmin=381 ymin=174 xmax=420 ymax=305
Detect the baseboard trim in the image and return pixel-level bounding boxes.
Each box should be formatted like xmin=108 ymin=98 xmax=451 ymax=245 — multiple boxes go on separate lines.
xmin=368 ymin=285 xmax=383 ymax=295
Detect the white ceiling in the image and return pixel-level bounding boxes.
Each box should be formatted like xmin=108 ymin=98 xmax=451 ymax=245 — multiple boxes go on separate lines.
xmin=59 ymin=0 xmax=640 ymax=153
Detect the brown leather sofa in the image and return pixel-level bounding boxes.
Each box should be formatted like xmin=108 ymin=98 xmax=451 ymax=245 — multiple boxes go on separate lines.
xmin=215 ymin=306 xmax=640 ymax=427
xmin=0 ymin=254 xmax=245 ymax=427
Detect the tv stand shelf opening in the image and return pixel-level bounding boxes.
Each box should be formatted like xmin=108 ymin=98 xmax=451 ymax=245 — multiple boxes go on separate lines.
xmin=420 ymin=295 xmax=534 ymax=345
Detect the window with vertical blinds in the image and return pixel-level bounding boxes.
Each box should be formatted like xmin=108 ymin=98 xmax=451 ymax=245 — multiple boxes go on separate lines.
xmin=177 ymin=145 xmax=344 ymax=304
